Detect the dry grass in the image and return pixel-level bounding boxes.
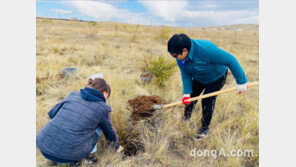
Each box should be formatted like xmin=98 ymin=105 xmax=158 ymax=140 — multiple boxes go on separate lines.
xmin=36 ymin=19 xmax=259 ymax=167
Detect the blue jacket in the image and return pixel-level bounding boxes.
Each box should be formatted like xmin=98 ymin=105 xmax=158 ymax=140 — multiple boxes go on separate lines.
xmin=177 ymin=39 xmax=248 ymax=94
xmin=36 ymin=87 xmax=119 ymax=161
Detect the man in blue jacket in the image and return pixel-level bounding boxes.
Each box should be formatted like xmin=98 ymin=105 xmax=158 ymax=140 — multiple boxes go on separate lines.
xmin=167 ymin=34 xmax=248 ymax=140
xmin=36 ymin=78 xmax=122 ymax=166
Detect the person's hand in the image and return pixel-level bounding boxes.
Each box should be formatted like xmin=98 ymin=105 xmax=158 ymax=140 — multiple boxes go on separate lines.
xmin=236 ymin=83 xmax=248 ymax=94
xmin=116 ymin=146 xmax=124 ymax=153
xmin=182 ymin=94 xmax=191 ymax=105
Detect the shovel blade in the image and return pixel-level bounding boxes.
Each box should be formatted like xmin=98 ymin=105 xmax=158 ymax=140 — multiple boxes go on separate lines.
xmin=153 ymin=104 xmax=163 ymax=110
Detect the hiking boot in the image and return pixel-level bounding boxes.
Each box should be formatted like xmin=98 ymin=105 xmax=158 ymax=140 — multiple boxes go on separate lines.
xmin=195 ymin=127 xmax=209 ymax=141
xmin=46 ymin=160 xmax=57 ymax=166
xmin=84 ymin=156 xmax=98 ymax=165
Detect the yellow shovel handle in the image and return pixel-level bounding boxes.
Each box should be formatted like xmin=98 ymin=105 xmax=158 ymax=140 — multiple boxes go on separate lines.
xmin=163 ymin=81 xmax=259 ymax=109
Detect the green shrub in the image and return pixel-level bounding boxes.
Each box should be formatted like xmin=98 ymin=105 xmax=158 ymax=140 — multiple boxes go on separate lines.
xmin=114 ymin=24 xmax=118 ymax=31
xmin=121 ymin=24 xmax=128 ymax=30
xmin=130 ymin=34 xmax=137 ymax=43
xmin=139 ymin=55 xmax=152 ymax=73
xmin=87 ymin=21 xmax=97 ymax=26
xmin=53 ymin=48 xmax=59 ymax=54
xmin=146 ymin=56 xmax=176 ymax=87
xmin=41 ymin=19 xmax=51 ymax=23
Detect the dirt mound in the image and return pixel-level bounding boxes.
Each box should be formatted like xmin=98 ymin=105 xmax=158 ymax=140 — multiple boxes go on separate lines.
xmin=128 ymin=95 xmax=167 ymax=122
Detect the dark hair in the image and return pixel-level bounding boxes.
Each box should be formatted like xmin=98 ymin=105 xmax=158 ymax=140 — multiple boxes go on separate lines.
xmin=87 ymin=78 xmax=111 ymax=97
xmin=167 ymin=34 xmax=191 ymax=55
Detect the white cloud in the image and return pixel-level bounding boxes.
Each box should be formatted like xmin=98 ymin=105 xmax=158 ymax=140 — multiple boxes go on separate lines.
xmin=140 ymin=1 xmax=188 ymax=22
xmin=139 ymin=0 xmax=258 ymax=26
xmin=60 ymin=0 xmax=258 ymax=27
xmin=66 ymin=1 xmax=120 ymax=20
xmin=62 ymin=1 xmax=152 ymax=25
xmin=183 ymin=9 xmax=258 ymax=25
xmin=50 ymin=9 xmax=72 ymax=14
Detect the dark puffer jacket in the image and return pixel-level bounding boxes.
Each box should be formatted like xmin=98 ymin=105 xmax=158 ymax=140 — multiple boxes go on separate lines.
xmin=36 ymin=90 xmax=119 ymax=161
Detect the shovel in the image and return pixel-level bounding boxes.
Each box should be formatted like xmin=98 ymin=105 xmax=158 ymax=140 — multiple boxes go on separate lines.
xmin=153 ymin=81 xmax=259 ymax=110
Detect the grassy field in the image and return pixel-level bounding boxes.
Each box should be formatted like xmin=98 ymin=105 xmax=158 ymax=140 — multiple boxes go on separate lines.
xmin=36 ymin=18 xmax=259 ymax=167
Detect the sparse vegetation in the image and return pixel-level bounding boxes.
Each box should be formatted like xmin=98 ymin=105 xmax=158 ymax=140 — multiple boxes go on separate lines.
xmin=88 ymin=21 xmax=97 ymax=26
xmin=36 ymin=19 xmax=259 ymax=167
xmin=155 ymin=26 xmax=171 ymax=43
xmin=130 ymin=34 xmax=137 ymax=43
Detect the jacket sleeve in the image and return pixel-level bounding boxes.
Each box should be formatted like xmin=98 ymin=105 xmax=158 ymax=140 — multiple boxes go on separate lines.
xmin=205 ymin=42 xmax=248 ymax=84
xmin=48 ymin=101 xmax=64 ymax=119
xmin=178 ymin=62 xmax=193 ymax=94
xmin=99 ymin=110 xmax=120 ymax=150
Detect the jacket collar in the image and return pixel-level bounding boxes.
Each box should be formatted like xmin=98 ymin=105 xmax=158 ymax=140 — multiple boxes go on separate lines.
xmin=187 ymin=39 xmax=194 ymax=61
xmin=176 ymin=39 xmax=194 ymax=67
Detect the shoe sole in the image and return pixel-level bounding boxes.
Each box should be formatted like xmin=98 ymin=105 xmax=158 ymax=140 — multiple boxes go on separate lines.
xmin=194 ymin=135 xmax=208 ymax=141
xmin=84 ymin=159 xmax=98 ymax=165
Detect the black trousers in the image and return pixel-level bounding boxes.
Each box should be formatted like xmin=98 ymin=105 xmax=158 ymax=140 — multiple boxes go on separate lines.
xmin=185 ymin=70 xmax=228 ymax=129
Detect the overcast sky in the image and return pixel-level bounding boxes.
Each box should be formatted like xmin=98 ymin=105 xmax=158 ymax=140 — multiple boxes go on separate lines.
xmin=37 ymin=0 xmax=259 ymax=27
